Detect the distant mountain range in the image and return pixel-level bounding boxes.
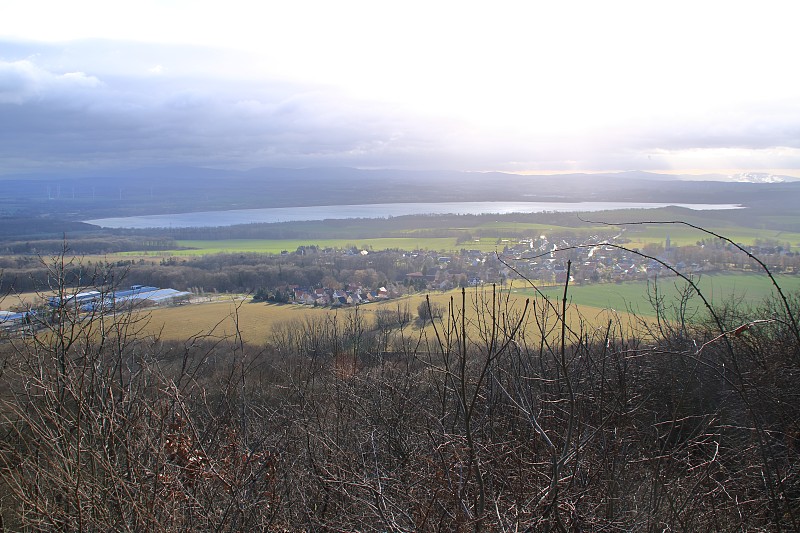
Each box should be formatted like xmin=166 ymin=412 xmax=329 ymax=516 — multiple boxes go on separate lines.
xmin=3 ymin=166 xmax=797 ymax=184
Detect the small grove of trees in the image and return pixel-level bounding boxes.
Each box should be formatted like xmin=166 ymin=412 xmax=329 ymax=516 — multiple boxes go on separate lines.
xmin=252 ymin=287 xmax=290 ymax=303
xmin=416 ymin=299 xmax=444 ymax=323
xmin=0 ymin=231 xmax=799 ymax=530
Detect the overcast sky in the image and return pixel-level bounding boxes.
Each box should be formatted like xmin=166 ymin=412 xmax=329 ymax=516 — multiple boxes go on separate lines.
xmin=2 ymin=1 xmax=799 ymax=176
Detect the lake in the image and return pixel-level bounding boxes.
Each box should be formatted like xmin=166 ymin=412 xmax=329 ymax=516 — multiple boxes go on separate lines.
xmin=85 ymin=201 xmax=743 ymax=229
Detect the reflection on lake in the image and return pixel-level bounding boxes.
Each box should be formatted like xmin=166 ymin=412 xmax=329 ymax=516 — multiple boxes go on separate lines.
xmin=85 ymin=201 xmax=742 ymax=229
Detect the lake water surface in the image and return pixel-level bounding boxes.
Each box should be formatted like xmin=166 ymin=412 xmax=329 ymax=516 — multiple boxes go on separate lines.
xmin=85 ymin=201 xmax=742 ymax=229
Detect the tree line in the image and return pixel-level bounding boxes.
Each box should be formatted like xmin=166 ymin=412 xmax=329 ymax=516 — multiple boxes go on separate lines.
xmin=0 ymin=250 xmax=404 ymax=296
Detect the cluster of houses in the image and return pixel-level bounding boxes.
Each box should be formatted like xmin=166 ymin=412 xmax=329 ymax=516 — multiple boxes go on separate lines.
xmin=491 ymin=237 xmax=671 ymax=285
xmin=490 ymin=233 xmax=798 ymax=284
xmin=398 ymin=234 xmax=719 ymax=290
xmin=291 ymin=286 xmax=393 ymax=306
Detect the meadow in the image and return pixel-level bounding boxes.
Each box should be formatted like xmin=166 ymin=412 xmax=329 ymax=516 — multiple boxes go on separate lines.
xmin=511 ymin=272 xmax=800 ymax=317
xmin=165 ymin=237 xmax=502 ymax=255
xmin=620 ymin=224 xmax=800 ymax=248
xmin=139 ymin=288 xmax=639 ymax=346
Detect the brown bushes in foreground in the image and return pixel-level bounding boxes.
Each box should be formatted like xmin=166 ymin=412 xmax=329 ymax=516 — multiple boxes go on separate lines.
xmin=1 ymin=245 xmax=799 ymax=531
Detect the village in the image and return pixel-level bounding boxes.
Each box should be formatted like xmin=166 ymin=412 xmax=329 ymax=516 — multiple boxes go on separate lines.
xmin=2 ymin=232 xmax=798 ymax=334
xmin=255 ymin=232 xmax=800 ymax=308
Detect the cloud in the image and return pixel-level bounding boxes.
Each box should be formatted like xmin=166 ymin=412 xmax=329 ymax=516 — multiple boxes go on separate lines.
xmin=0 ymin=59 xmax=102 ymax=104
xmin=0 ymin=60 xmax=42 ymax=103
xmin=0 ymin=46 xmax=459 ymax=172
xmin=1 ymin=29 xmax=799 ymax=174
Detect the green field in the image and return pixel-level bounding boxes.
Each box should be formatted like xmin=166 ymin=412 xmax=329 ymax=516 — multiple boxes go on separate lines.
xmin=129 ymin=237 xmax=509 ymax=255
xmin=511 ymin=273 xmax=800 ymax=317
xmin=622 ymin=225 xmax=800 ymax=248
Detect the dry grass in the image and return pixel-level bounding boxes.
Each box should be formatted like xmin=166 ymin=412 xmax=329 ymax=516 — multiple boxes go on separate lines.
xmin=140 ymin=298 xmax=316 ymax=345
xmin=3 ymin=284 xmax=644 ymax=347
xmin=1 ymin=290 xmax=47 ymax=308
xmin=138 ymin=288 xmax=643 ymax=346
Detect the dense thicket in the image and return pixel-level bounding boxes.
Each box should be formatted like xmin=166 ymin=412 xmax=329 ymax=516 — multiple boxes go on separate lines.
xmin=0 ymin=249 xmax=798 ymax=531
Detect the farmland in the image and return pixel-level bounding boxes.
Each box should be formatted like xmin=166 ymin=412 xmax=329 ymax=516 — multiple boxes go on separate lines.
xmin=160 ymin=237 xmax=503 ymax=255
xmin=512 ymin=272 xmax=800 ymax=317
xmin=5 ymin=208 xmax=800 ymax=346
xmin=9 ymin=273 xmax=795 ymax=343
xmin=139 ymin=288 xmax=639 ymax=346
xmin=619 ymin=224 xmax=800 ymax=249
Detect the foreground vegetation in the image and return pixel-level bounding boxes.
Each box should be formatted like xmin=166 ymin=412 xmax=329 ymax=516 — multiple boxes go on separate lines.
xmin=1 ymin=233 xmax=798 ymax=531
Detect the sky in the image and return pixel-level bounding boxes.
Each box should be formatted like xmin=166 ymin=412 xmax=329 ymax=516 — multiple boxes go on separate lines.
xmin=1 ymin=0 xmax=799 ymax=176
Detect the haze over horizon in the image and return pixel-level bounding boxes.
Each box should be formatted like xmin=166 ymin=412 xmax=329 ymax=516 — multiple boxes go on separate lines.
xmin=2 ymin=1 xmax=799 ymax=177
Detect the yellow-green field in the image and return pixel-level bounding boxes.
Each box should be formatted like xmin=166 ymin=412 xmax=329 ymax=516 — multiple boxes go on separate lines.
xmin=119 ymin=237 xmax=506 ymax=256
xmin=0 ymin=291 xmax=41 ymax=308
xmin=138 ymin=289 xmax=641 ymax=346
